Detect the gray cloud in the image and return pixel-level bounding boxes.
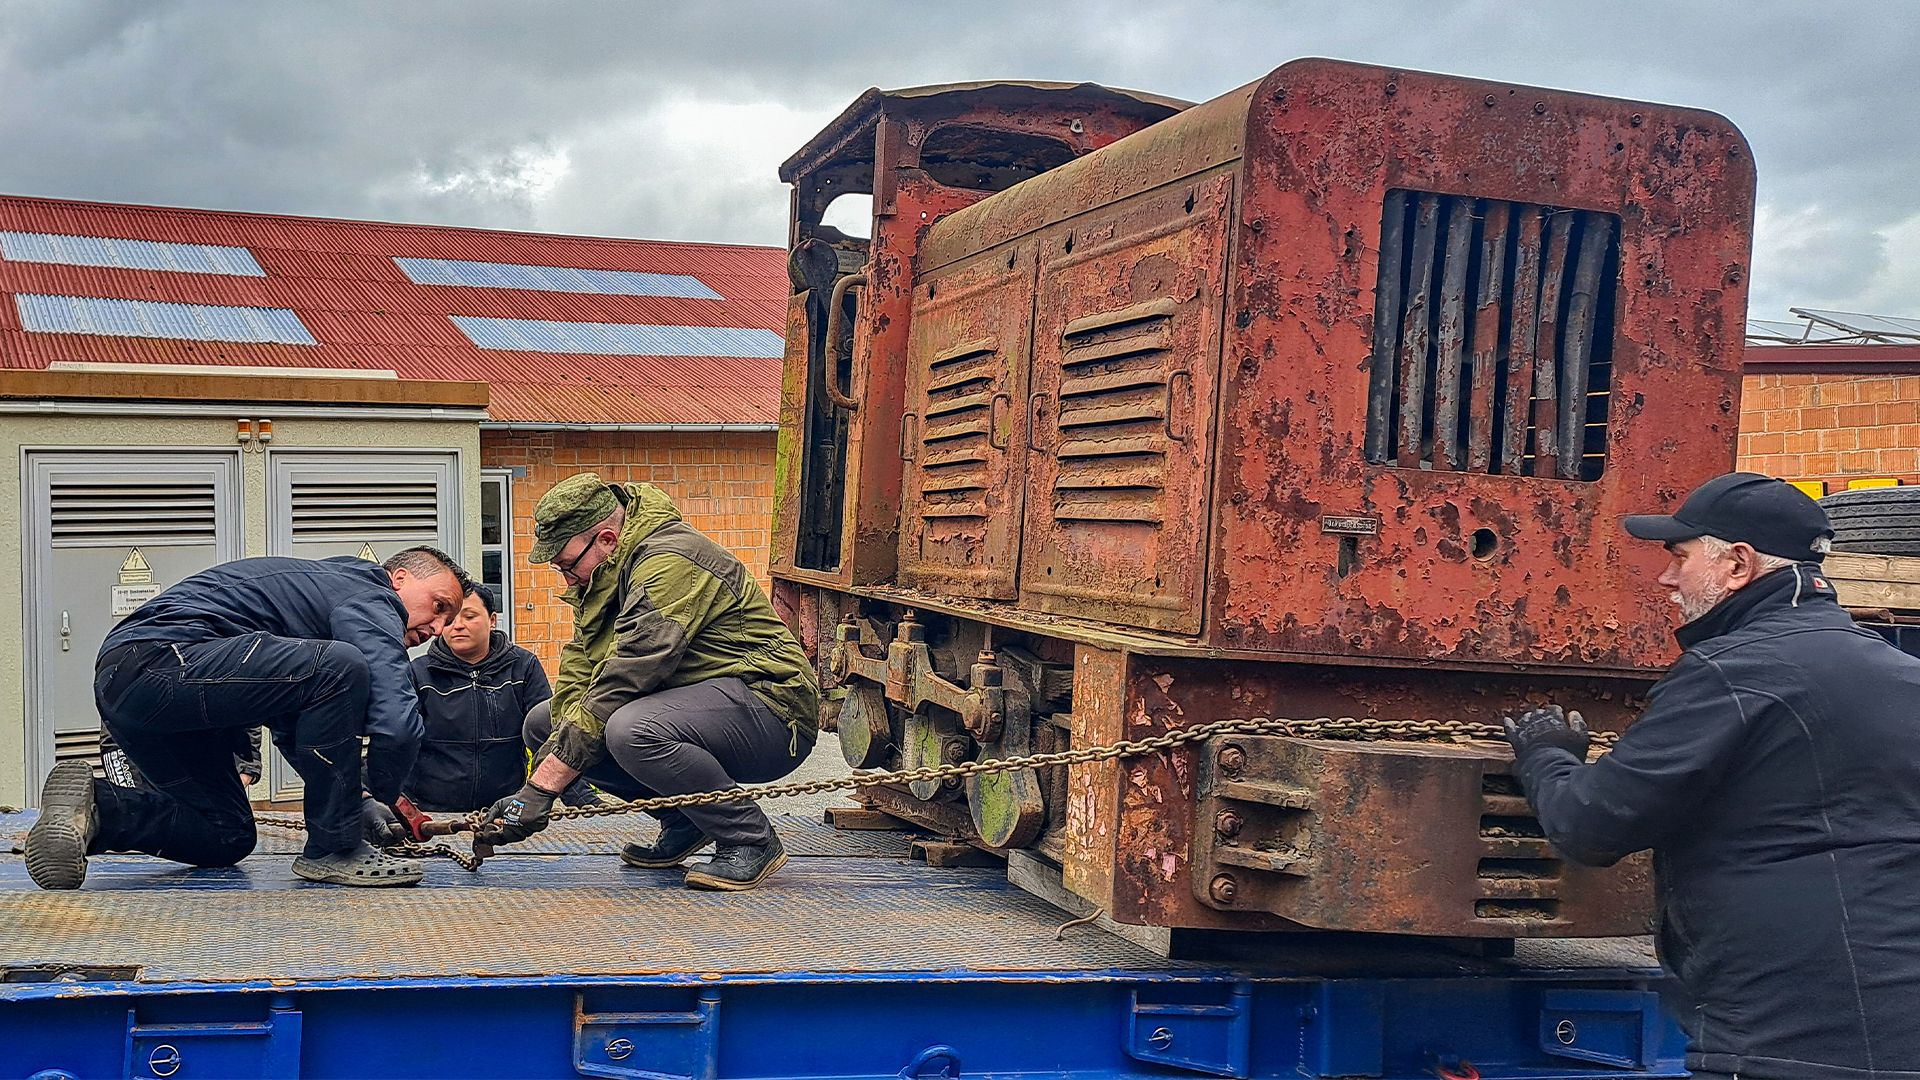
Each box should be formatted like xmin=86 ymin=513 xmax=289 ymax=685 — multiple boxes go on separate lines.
xmin=1 ymin=0 xmax=1915 ymax=319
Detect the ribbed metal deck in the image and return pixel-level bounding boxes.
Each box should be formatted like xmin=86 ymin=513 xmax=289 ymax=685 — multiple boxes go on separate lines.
xmin=0 ymin=809 xmax=1657 ymax=992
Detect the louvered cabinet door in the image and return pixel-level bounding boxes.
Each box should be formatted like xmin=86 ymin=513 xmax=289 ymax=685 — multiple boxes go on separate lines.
xmin=24 ymin=452 xmax=242 ymax=796
xmin=1019 ymin=173 xmax=1234 ymax=634
xmin=267 ymin=451 xmax=461 ymax=799
xmin=897 ymin=243 xmax=1035 ymax=599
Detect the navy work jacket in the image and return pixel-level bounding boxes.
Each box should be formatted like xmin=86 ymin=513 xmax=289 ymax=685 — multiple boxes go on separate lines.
xmin=406 ymin=631 xmax=550 ymax=811
xmin=102 ymin=556 xmax=424 ymax=804
xmin=1516 ymin=564 xmax=1920 ymax=1079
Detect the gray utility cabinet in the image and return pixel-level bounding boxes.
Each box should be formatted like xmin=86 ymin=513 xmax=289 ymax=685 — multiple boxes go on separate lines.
xmin=24 ymin=451 xmax=243 ymax=785
xmin=22 ymin=449 xmax=462 ymax=806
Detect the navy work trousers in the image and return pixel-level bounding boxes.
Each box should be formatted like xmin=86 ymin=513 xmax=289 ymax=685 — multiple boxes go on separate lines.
xmin=524 ymin=678 xmax=813 ymax=846
xmin=90 ymin=634 xmax=370 ymax=863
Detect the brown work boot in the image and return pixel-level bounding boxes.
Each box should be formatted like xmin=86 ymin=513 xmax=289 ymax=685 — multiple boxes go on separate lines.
xmin=25 ymin=761 xmax=98 ymax=890
xmin=683 ymin=833 xmax=786 ymax=891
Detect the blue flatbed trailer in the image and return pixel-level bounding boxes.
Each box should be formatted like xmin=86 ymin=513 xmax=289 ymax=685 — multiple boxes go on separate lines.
xmin=0 ymin=811 xmax=1685 ymax=1079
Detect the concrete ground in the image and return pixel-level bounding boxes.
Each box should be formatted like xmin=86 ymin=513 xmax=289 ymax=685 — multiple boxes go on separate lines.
xmin=757 ymin=734 xmax=859 ymax=819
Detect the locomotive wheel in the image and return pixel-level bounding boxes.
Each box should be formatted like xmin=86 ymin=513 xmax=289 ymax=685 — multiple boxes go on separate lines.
xmin=837 ymin=684 xmax=893 ymax=769
xmin=965 ymin=765 xmax=1045 ymax=849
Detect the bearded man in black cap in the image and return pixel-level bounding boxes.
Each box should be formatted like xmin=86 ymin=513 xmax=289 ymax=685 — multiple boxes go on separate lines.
xmin=1504 ymin=472 xmax=1920 ymax=1080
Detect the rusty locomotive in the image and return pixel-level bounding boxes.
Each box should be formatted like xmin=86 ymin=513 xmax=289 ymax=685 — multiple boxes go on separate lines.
xmin=768 ymin=60 xmax=1754 ymax=942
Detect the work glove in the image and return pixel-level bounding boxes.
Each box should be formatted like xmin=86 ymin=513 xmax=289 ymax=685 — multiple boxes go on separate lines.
xmin=360 ymin=796 xmax=407 ymax=847
xmin=1502 ymin=705 xmax=1590 ymax=762
xmin=476 ymin=781 xmax=560 ymax=846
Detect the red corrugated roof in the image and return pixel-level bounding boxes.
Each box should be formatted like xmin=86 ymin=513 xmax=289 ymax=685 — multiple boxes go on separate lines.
xmin=0 ymin=194 xmax=790 ymax=425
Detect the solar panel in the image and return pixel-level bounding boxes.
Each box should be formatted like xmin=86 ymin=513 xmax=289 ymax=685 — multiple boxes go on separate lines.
xmin=1791 ymin=308 xmax=1920 ymax=342
xmin=395 ymin=257 xmax=723 ymax=300
xmin=449 ymin=315 xmax=782 ymax=357
xmin=0 ymin=231 xmax=265 ymax=276
xmin=15 ymin=294 xmax=317 ymax=344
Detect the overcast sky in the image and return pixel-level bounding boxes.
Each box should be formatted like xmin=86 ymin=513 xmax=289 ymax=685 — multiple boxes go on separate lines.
xmin=0 ymin=2 xmax=1910 ymax=322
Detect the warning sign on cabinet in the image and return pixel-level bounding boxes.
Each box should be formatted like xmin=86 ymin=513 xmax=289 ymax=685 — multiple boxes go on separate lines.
xmin=119 ymin=548 xmax=154 ymax=585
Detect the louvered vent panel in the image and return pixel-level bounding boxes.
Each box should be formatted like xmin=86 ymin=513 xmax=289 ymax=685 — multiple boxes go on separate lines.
xmin=50 ymin=479 xmax=217 ymax=545
xmin=1366 ymin=190 xmax=1621 ymax=481
xmin=54 ymin=729 xmax=104 ymax=774
xmin=292 ymin=482 xmax=441 ymax=541
xmin=1054 ymin=299 xmax=1177 ymax=525
xmin=918 ymin=340 xmax=997 ymax=522
xmin=1474 ymin=773 xmax=1563 ymax=922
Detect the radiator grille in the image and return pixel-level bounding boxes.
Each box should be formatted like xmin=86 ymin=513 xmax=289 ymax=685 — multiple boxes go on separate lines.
xmin=291 ymin=482 xmax=441 ymax=541
xmin=50 ymin=479 xmax=217 ymax=546
xmin=1053 ymin=299 xmax=1178 ymax=525
xmin=1366 ymin=190 xmax=1620 ymax=481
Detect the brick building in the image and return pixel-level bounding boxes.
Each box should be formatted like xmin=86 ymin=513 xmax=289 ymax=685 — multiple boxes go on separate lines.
xmin=1740 ymin=310 xmax=1920 ymax=495
xmin=0 ymin=194 xmax=787 ymax=675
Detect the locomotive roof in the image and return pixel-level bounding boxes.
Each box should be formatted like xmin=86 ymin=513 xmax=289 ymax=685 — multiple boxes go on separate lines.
xmin=779 ymin=81 xmax=1191 ymax=181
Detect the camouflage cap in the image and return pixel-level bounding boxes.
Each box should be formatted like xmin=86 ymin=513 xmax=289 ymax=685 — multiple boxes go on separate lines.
xmin=529 ymin=472 xmax=620 ymax=563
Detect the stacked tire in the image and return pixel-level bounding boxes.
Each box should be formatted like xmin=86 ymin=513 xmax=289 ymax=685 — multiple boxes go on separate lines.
xmin=1822 ymin=488 xmax=1920 ymax=556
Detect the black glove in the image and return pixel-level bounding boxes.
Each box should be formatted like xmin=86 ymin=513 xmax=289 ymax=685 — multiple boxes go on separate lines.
xmin=360 ymin=796 xmax=406 ymax=846
xmin=1502 ymin=705 xmax=1590 ymax=761
xmin=476 ymin=782 xmax=560 ymax=846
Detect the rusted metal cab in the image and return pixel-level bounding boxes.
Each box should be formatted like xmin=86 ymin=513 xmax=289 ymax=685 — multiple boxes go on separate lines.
xmin=772 ymin=60 xmax=1754 ymax=943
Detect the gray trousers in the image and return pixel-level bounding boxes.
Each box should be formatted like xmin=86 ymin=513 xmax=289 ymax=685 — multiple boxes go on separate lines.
xmin=524 ymin=678 xmax=814 ymax=846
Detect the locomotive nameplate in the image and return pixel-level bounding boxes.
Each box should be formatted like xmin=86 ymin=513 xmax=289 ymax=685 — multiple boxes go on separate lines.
xmin=1319 ymin=515 xmax=1379 ymax=536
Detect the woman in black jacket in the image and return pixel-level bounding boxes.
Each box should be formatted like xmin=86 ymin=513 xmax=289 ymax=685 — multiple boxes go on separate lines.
xmin=404 ymin=585 xmax=554 ymax=812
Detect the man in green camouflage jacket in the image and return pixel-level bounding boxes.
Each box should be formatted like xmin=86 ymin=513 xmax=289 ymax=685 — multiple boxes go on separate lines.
xmin=477 ymin=473 xmax=820 ymax=890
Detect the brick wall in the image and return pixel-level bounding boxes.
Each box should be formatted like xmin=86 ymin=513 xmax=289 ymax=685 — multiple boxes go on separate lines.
xmin=1738 ymin=373 xmax=1920 ymax=492
xmin=482 ymin=429 xmax=777 ymax=670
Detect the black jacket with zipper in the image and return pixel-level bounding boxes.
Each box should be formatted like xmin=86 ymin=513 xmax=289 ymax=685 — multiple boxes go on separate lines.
xmin=404 ymin=631 xmax=551 ymax=812
xmin=1516 ymin=564 xmax=1920 ymax=1079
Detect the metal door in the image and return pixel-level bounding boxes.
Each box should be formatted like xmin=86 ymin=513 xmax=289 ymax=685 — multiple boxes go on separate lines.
xmin=263 ymin=450 xmax=462 ymax=798
xmin=24 ymin=452 xmax=242 ymax=800
xmin=1019 ymin=172 xmax=1233 ymax=633
xmin=898 ymin=241 xmax=1035 ymax=598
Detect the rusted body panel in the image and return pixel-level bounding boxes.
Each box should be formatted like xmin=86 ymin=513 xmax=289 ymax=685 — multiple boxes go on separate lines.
xmin=1213 ymin=61 xmax=1755 ymax=671
xmin=1068 ymin=656 xmax=1652 ymax=935
xmin=774 ymin=61 xmax=1753 ymax=939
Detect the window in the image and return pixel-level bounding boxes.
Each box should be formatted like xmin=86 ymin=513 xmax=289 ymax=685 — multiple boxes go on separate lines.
xmin=395 ymin=257 xmax=722 ymax=299
xmin=480 ymin=471 xmax=513 ymax=635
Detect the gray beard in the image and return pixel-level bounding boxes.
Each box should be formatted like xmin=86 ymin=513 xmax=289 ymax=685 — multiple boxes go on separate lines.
xmin=1672 ymin=581 xmax=1732 ymax=624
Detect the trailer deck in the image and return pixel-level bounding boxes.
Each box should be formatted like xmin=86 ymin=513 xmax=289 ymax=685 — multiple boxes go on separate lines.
xmin=1 ymin=810 xmax=1685 ymax=1079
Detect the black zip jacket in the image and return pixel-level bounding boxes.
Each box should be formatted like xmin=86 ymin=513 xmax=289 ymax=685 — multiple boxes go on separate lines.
xmin=404 ymin=631 xmax=551 ymax=812
xmin=101 ymin=556 xmax=423 ymax=804
xmin=1516 ymin=564 xmax=1920 ymax=1079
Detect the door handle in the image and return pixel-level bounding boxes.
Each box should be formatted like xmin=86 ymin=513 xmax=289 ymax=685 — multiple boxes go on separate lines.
xmin=60 ymin=610 xmax=71 ymax=652
xmin=988 ymin=392 xmax=1013 ymax=450
xmin=1165 ymin=371 xmax=1193 ymax=443
xmin=1027 ymin=393 xmax=1052 ymax=452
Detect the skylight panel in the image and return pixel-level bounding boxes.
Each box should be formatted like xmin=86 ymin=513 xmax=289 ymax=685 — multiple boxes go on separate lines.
xmin=396 ymin=257 xmax=722 ymax=300
xmin=1 ymin=231 xmax=265 ymax=276
xmin=449 ymin=316 xmax=781 ymax=357
xmin=15 ymin=294 xmax=316 ymax=345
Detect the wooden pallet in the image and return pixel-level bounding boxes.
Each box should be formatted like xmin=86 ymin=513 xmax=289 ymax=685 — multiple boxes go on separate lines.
xmin=1824 ymin=552 xmax=1920 ymax=615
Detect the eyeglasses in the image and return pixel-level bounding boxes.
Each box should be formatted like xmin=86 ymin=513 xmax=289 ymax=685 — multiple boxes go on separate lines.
xmin=552 ymin=533 xmax=597 ymax=579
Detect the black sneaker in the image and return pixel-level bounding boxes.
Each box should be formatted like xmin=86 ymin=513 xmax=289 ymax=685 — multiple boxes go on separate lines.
xmin=683 ymin=833 xmax=787 ymax=891
xmin=620 ymin=818 xmax=709 ymax=869
xmin=26 ymin=761 xmax=98 ymax=890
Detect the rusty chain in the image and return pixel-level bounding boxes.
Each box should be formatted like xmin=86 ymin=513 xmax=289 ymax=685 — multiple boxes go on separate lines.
xmin=253 ymin=715 xmax=1612 ymax=873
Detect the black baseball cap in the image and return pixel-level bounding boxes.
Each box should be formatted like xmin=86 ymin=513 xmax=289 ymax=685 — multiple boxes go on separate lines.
xmin=1624 ymin=472 xmax=1834 ymax=562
